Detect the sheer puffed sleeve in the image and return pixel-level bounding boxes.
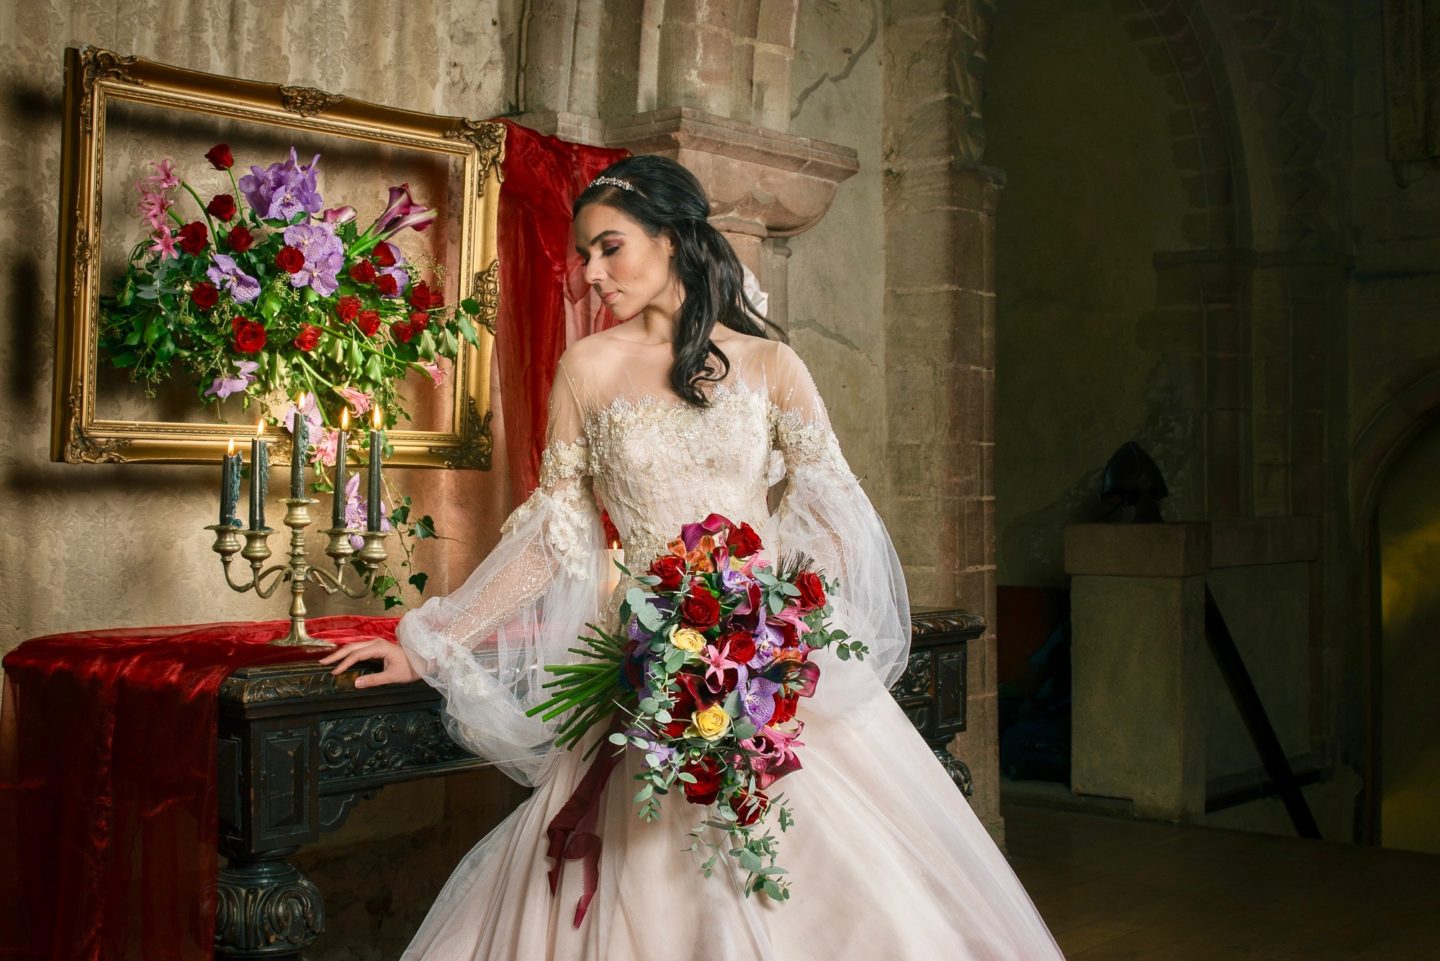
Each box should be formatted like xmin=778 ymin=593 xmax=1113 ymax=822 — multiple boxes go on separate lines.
xmin=767 ymin=342 xmax=911 ymax=714
xmin=396 ymin=356 xmax=608 ymax=787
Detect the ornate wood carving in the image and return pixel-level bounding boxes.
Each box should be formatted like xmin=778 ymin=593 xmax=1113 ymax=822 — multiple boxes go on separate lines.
xmin=277 ymin=85 xmax=345 ymax=118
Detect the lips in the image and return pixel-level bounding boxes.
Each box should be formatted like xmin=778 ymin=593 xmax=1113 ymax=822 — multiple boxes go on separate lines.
xmin=600 ymin=291 xmax=619 ymax=305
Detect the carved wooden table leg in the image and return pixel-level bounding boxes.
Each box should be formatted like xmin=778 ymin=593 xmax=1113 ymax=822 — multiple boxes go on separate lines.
xmin=215 ymin=846 xmax=324 ymax=958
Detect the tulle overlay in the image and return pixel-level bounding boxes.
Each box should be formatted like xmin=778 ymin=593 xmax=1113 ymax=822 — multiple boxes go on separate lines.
xmin=396 ymin=332 xmax=1062 ymax=959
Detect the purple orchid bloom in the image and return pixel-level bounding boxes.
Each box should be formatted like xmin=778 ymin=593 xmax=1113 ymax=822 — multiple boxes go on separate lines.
xmin=282 ymin=391 xmax=324 ymax=437
xmin=750 ymin=622 xmax=783 ymax=668
xmin=342 ymin=472 xmax=391 ymax=548
xmin=204 ymin=359 xmax=260 ymax=400
xmin=206 ymin=254 xmax=260 ymax=303
xmin=740 ymin=675 xmax=781 ymax=727
xmin=370 ymin=183 xmax=436 ymax=238
xmin=237 ymin=147 xmax=323 ymax=222
xmin=282 ymin=222 xmax=344 ymax=296
xmin=719 ymin=564 xmax=752 ymax=593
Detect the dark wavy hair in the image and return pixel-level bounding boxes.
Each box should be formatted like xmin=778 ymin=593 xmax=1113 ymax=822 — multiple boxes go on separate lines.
xmin=572 ymin=154 xmax=786 ymax=407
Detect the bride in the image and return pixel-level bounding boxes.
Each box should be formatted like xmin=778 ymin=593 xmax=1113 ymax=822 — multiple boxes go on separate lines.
xmin=320 ymin=155 xmax=1063 ymax=960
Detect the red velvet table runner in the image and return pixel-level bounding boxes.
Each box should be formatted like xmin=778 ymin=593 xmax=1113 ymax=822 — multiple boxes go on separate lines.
xmin=0 ymin=615 xmax=397 ymax=961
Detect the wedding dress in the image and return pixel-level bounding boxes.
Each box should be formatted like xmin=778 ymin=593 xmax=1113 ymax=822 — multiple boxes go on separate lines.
xmin=395 ymin=332 xmax=1063 ymax=960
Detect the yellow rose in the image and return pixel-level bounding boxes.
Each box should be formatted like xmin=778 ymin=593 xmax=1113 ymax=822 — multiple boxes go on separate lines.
xmin=669 ymin=627 xmax=706 ymax=653
xmin=686 ymin=704 xmax=732 ymax=741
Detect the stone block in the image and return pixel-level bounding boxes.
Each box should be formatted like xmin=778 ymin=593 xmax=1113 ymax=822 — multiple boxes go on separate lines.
xmin=1064 ymin=523 xmax=1211 ymax=578
xmin=1070 ymin=573 xmax=1208 ymax=820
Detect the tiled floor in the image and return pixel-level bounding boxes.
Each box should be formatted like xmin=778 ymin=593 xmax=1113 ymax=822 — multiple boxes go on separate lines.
xmin=1003 ymin=804 xmax=1440 ymax=960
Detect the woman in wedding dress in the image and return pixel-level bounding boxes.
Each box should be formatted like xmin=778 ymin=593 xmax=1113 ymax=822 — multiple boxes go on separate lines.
xmin=321 ymin=155 xmax=1064 ymax=961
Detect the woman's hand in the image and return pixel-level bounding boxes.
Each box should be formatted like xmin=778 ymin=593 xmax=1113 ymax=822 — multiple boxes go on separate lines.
xmin=318 ymin=639 xmax=421 ymax=689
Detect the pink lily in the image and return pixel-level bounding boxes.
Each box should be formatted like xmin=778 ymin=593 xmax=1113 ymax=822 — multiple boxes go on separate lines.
xmin=334 ymin=384 xmax=372 ymax=416
xmin=311 ymin=428 xmax=340 ymax=468
xmin=741 ymin=724 xmax=806 ymax=789
xmin=148 ymin=226 xmax=178 ymax=260
xmin=699 ymin=644 xmax=745 ymax=696
xmin=418 ymin=360 xmax=447 ymax=387
xmin=144 ymin=157 xmax=179 ymax=191
xmin=136 ymin=186 xmax=173 ymax=231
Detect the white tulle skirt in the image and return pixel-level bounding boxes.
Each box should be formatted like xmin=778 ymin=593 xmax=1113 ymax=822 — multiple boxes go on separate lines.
xmin=399 ymin=670 xmax=1064 ymax=961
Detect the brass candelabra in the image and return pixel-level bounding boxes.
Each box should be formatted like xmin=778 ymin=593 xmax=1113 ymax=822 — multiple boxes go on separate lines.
xmin=206 ymin=496 xmax=390 ymax=648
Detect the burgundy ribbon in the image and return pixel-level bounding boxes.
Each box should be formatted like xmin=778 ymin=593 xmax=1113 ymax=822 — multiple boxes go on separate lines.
xmin=544 ymin=720 xmax=625 ymax=927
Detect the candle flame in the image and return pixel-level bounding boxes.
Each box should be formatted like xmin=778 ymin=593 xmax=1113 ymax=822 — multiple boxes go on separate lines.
xmin=373 ymin=406 xmax=382 ymax=430
xmin=255 ymin=420 xmax=264 ymax=437
xmin=227 ymin=438 xmax=236 ymax=455
xmin=341 ymin=408 xmax=350 ymax=430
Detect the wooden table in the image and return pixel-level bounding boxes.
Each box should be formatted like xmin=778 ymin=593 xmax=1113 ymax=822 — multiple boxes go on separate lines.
xmin=213 ymin=607 xmax=980 ymax=958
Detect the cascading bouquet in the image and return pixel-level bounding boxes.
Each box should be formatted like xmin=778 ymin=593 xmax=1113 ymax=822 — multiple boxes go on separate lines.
xmin=99 ymin=144 xmax=490 ymax=606
xmin=527 ymin=513 xmax=869 ymax=902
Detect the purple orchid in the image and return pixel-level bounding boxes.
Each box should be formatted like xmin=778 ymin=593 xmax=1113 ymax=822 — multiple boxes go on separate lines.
xmin=204 ymin=360 xmax=260 ymax=400
xmin=342 ymin=472 xmax=391 ymax=548
xmin=206 ymin=254 xmax=260 ymax=303
xmin=281 ymin=222 xmax=344 ymax=296
xmin=719 ymin=564 xmax=753 ymax=593
xmin=282 ymin=391 xmax=324 ymax=437
xmin=237 ymin=147 xmax=323 ymax=221
xmin=750 ymin=622 xmax=783 ymax=668
xmin=740 ymin=675 xmax=781 ymax=727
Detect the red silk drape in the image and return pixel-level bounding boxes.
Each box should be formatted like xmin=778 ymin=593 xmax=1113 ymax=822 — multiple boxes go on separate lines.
xmin=494 ymin=119 xmax=628 ymax=506
xmin=0 ymin=616 xmax=397 ymax=960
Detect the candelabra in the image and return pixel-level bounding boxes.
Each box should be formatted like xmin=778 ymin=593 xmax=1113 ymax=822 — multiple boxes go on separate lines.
xmin=206 ymin=497 xmax=390 ymax=648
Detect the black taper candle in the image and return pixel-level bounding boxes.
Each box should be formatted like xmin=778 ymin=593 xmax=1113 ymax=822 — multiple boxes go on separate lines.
xmin=332 ymin=409 xmax=350 ymax=528
xmin=367 ymin=407 xmax=383 ymax=532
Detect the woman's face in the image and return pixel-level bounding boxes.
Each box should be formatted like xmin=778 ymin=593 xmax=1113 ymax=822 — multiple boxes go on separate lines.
xmin=573 ymin=202 xmax=677 ymax=321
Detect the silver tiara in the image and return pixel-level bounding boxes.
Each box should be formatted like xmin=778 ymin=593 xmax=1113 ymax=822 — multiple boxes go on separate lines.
xmin=590 ymin=175 xmax=636 ymax=193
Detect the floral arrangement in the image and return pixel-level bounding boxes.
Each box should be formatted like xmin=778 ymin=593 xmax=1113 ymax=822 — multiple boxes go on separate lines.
xmin=527 ymin=513 xmax=870 ymax=901
xmin=99 ymin=144 xmax=489 ymax=606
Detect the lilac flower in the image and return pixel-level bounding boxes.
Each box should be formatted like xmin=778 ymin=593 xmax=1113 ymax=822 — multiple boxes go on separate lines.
xmin=282 ymin=222 xmax=344 ymax=296
xmin=720 ymin=565 xmax=753 ymax=593
xmin=204 ymin=360 xmax=260 ymax=400
xmin=237 ymin=147 xmax=323 ymax=221
xmin=148 ymin=226 xmax=178 ymax=261
xmin=740 ymin=675 xmax=781 ymax=727
xmin=282 ymin=391 xmax=323 ymax=437
xmin=333 ymin=384 xmax=372 ymax=416
xmin=206 ymin=254 xmax=260 ymax=303
xmin=342 ymin=472 xmax=390 ymax=548
xmin=750 ymin=622 xmax=783 ymax=669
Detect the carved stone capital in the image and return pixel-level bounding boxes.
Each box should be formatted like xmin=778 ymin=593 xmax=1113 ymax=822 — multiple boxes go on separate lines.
xmin=604 ymin=107 xmax=859 ymax=241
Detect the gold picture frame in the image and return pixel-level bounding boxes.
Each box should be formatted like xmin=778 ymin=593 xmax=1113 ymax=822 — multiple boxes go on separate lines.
xmin=51 ymin=46 xmax=504 ymax=469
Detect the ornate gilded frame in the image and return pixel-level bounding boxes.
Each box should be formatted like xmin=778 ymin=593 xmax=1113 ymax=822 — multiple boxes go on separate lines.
xmin=52 ymin=46 xmax=504 ymax=469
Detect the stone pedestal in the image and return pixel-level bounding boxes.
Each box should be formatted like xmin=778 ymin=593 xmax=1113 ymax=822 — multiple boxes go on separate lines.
xmin=1066 ymin=523 xmax=1210 ymax=821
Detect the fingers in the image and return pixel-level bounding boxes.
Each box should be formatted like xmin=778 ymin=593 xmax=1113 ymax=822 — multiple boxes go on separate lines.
xmin=318 ymin=640 xmax=389 ymax=677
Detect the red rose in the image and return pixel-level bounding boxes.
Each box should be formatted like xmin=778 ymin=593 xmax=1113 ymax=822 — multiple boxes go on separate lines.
xmin=356 ymin=310 xmax=381 ymax=337
xmin=427 ymin=286 xmax=445 ymax=309
xmin=292 ymin=324 xmax=322 ymax=351
xmin=206 ymin=194 xmax=236 ymax=221
xmin=727 ymin=521 xmax=763 ymax=558
xmin=408 ymin=280 xmax=432 ymax=308
xmin=723 ymin=631 xmax=756 ymax=664
xmin=177 ymin=221 xmax=208 ymax=255
xmin=348 ymin=260 xmax=377 ymax=284
xmin=772 ymin=618 xmax=800 ymax=649
xmin=390 ymin=321 xmax=415 ymax=344
xmin=336 ymin=295 xmax=361 ymax=322
xmin=376 ymin=274 xmax=398 ymax=296
xmin=648 ymin=555 xmax=685 ymax=592
xmin=408 ymin=310 xmax=430 ymax=331
xmin=275 ymin=246 xmax=305 ymax=273
xmin=771 ymin=691 xmax=799 ymax=725
xmin=234 ymin=320 xmax=266 ymax=354
xmin=794 ymin=571 xmax=826 ymax=612
xmin=662 ymin=679 xmax=698 ymax=738
xmin=372 ymin=244 xmax=397 ymax=268
xmin=680 ymin=582 xmax=721 ymax=630
xmin=226 ymin=225 xmax=254 ymax=253
xmin=680 ymin=757 xmax=724 ymax=805
xmin=205 ymin=143 xmax=234 ymax=170
xmin=190 ymin=281 xmax=219 ymax=310
xmin=731 ymin=788 xmax=769 ymax=826
xmin=232 ymin=316 xmax=247 ymax=334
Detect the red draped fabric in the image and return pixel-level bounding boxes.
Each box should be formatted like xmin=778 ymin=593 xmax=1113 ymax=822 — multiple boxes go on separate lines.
xmin=494 ymin=119 xmax=628 ymax=506
xmin=0 ymin=616 xmax=398 ymax=960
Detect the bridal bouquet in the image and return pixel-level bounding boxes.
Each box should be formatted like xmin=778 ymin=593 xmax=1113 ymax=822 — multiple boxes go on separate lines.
xmin=527 ymin=513 xmax=869 ymax=901
xmin=99 ymin=144 xmax=488 ymax=606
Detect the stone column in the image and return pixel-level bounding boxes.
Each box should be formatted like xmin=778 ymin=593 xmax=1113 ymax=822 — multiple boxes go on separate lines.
xmin=883 ymin=0 xmax=1004 ymax=839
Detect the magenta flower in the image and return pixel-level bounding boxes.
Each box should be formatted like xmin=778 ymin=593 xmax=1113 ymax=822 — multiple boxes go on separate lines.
xmin=206 ymin=254 xmax=260 ymax=304
xmin=374 ymin=241 xmax=409 ymax=298
xmin=741 ymin=725 xmax=806 ymax=789
xmin=148 ymin=226 xmax=178 ymax=261
xmin=417 ymin=360 xmax=446 ymax=387
xmin=320 ymin=205 xmax=356 ymax=225
xmin=238 ymin=147 xmax=323 ymax=221
xmin=142 ymin=157 xmax=179 ymax=192
xmin=311 ymin=428 xmax=340 ymax=468
xmin=281 ymin=222 xmax=344 ymax=296
xmin=333 ymin=384 xmax=372 ymax=415
xmin=370 ymin=183 xmax=437 ymax=238
xmin=136 ymin=186 xmax=173 ymax=231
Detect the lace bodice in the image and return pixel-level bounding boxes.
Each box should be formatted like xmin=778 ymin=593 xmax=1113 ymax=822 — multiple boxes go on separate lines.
xmin=396 ymin=328 xmax=907 ymax=787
